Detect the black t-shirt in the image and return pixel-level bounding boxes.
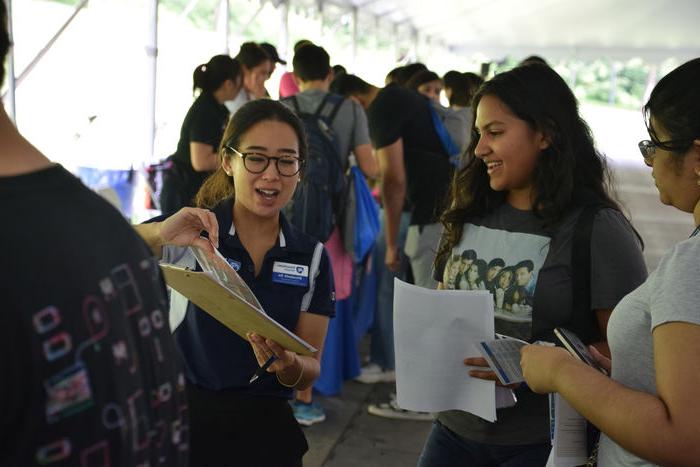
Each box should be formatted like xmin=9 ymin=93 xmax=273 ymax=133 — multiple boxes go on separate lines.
xmin=0 ymin=166 xmax=188 ymax=466
xmin=367 ymin=85 xmax=454 ymax=225
xmin=170 ymin=91 xmax=229 ymax=200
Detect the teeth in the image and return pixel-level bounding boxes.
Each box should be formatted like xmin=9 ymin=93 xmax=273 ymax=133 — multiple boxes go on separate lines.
xmin=257 ymin=188 xmax=278 ymax=196
xmin=486 ymin=161 xmax=503 ymax=169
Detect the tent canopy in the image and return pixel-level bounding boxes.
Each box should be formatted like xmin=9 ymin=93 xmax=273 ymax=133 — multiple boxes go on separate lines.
xmin=327 ymin=0 xmax=699 ymax=61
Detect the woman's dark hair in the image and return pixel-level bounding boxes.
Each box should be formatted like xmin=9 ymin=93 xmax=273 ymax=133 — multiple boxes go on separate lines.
xmin=195 ymin=99 xmax=308 ymax=209
xmin=643 ymin=58 xmax=700 ymax=159
xmin=235 ymin=42 xmax=270 ymax=70
xmin=435 ymin=63 xmax=621 ymax=270
xmin=0 ymin=1 xmax=10 ymax=86
xmin=331 ymin=73 xmax=372 ymax=97
xmin=406 ymin=70 xmax=441 ymax=92
xmin=385 ymin=66 xmax=404 ymax=85
xmin=192 ymin=55 xmax=241 ymax=94
xmin=396 ymin=62 xmax=427 ymax=86
xmin=445 ymin=72 xmax=484 ymax=107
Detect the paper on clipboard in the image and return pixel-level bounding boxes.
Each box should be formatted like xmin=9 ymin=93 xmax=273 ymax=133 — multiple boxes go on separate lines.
xmin=160 ymin=245 xmax=316 ymax=356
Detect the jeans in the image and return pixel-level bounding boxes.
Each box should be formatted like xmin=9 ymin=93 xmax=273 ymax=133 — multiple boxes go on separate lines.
xmin=404 ymin=223 xmax=441 ymax=289
xmin=369 ymin=210 xmax=411 ymax=370
xmin=418 ymin=421 xmax=551 ymax=467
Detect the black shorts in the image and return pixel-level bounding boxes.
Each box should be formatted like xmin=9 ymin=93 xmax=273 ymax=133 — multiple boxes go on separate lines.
xmin=187 ymin=384 xmax=308 ymax=467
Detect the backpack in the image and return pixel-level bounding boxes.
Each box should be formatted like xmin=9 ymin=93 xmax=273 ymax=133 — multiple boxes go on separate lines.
xmin=282 ymin=93 xmax=346 ymax=242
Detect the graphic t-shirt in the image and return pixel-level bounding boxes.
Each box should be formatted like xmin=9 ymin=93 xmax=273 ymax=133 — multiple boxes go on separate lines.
xmin=434 ymin=202 xmax=647 ymax=445
xmin=0 ymin=166 xmax=188 ymax=466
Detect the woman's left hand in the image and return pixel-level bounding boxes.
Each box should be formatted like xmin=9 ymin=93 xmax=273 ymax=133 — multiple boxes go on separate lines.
xmin=247 ymin=333 xmax=297 ymax=373
xmin=520 ymin=345 xmax=575 ymax=394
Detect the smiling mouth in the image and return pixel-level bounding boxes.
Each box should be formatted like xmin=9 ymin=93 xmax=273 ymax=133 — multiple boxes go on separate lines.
xmin=485 ymin=160 xmax=503 ymax=173
xmin=256 ymin=188 xmax=280 ymax=199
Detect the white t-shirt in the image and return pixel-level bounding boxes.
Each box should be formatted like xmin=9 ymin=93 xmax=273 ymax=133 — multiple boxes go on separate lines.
xmin=598 ymin=233 xmax=700 ymax=466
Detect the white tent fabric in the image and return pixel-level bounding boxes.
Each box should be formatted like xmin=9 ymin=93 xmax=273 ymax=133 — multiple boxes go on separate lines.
xmin=330 ymin=0 xmax=700 ymax=61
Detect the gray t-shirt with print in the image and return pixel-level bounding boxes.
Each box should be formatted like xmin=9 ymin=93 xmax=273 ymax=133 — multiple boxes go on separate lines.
xmin=598 ymin=234 xmax=700 ymax=466
xmin=286 ymin=89 xmax=370 ymax=166
xmin=434 ymin=203 xmax=647 ymax=445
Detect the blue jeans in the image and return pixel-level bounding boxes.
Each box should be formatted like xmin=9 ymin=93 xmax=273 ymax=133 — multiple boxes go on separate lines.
xmin=369 ymin=210 xmax=411 ymax=370
xmin=418 ymin=421 xmax=551 ymax=467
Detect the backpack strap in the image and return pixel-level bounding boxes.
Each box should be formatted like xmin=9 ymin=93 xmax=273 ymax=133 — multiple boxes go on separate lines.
xmin=313 ymin=93 xmax=345 ymax=126
xmin=570 ymin=204 xmax=604 ymax=344
xmin=289 ymin=95 xmax=302 ymax=114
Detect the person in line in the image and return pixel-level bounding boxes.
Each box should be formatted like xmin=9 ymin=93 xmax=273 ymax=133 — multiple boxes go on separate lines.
xmin=406 ymin=70 xmax=443 ymax=104
xmin=418 ymin=63 xmax=647 ymax=466
xmin=521 ymin=57 xmax=700 ymax=467
xmin=279 ymin=39 xmax=313 ymax=98
xmin=136 ymin=99 xmax=334 ymax=467
xmin=259 ymin=42 xmax=286 ymax=80
xmin=281 ymin=43 xmax=377 ymax=426
xmin=160 ymin=54 xmax=242 ymax=214
xmin=333 ymin=73 xmax=453 ymax=419
xmin=0 ymin=3 xmax=188 ymax=465
xmin=226 ymin=42 xmax=272 ymax=115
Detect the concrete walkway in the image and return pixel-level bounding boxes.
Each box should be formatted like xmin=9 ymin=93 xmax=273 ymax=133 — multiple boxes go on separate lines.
xmin=302 ymin=381 xmax=432 ymax=467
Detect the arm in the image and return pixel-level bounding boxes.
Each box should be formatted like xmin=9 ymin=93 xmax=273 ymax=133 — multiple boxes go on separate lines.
xmin=592 ymin=308 xmax=612 ymax=357
xmin=248 ymin=311 xmax=330 ymax=390
xmin=132 ymin=207 xmax=219 ymax=258
xmin=377 ymin=138 xmax=406 ymax=271
xmin=190 ymin=142 xmax=219 ymax=172
xmin=521 ymin=322 xmax=700 ymax=466
xmin=353 ymin=143 xmax=379 ymax=179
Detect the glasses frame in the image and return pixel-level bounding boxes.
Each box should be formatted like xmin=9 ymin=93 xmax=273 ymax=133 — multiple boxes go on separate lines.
xmin=637 ymin=138 xmax=692 ymax=167
xmin=225 ymin=146 xmax=304 ymax=177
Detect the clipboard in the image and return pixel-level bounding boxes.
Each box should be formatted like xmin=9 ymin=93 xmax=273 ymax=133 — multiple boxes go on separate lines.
xmin=160 ymin=264 xmax=316 ymax=356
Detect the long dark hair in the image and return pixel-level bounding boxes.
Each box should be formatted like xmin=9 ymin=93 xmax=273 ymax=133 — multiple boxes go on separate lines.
xmin=643 ymin=58 xmax=700 ymax=159
xmin=195 ymin=99 xmax=308 ymax=209
xmin=436 ymin=64 xmax=620 ymax=268
xmin=192 ymin=55 xmax=241 ymax=94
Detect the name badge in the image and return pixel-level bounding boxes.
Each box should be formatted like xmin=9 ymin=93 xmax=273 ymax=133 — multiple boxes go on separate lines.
xmin=272 ymin=261 xmax=309 ymax=287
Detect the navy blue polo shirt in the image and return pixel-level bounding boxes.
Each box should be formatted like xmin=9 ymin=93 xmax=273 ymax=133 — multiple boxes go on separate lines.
xmin=162 ymin=198 xmax=335 ymax=398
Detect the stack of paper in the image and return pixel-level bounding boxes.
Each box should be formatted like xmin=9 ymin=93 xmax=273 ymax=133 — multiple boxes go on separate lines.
xmin=392 ymin=279 xmax=497 ymax=422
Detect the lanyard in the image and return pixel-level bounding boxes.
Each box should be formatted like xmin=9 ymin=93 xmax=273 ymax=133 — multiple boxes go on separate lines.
xmin=690 ymin=225 xmax=700 ymax=238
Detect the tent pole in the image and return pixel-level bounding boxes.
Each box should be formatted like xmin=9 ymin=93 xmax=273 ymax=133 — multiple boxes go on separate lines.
xmin=218 ymin=0 xmax=229 ymax=55
xmin=277 ymin=0 xmax=289 ymax=65
xmin=4 ymin=0 xmax=16 ymax=123
xmin=146 ymin=0 xmax=158 ymax=163
xmin=351 ymin=6 xmax=358 ymax=70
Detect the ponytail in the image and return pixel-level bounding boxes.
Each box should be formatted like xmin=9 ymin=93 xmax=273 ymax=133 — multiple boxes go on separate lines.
xmin=195 ymin=164 xmax=235 ymax=210
xmin=191 ymin=55 xmax=241 ymax=95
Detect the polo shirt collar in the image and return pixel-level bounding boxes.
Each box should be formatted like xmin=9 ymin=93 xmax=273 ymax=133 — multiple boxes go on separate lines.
xmin=212 ymin=197 xmax=305 ymax=253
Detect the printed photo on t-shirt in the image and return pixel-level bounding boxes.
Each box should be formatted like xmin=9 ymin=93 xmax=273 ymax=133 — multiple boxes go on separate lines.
xmin=443 ymin=224 xmax=550 ymax=340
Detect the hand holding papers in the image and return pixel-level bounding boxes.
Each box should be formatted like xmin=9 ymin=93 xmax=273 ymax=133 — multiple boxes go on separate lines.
xmin=160 ymin=244 xmax=315 ymax=356
xmin=392 ymin=279 xmax=497 ymax=422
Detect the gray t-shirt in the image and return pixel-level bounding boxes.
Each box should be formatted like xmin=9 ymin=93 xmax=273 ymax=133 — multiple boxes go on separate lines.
xmin=434 ymin=203 xmax=647 ymax=445
xmin=286 ymin=89 xmax=370 ymax=166
xmin=598 ymin=233 xmax=700 ymax=466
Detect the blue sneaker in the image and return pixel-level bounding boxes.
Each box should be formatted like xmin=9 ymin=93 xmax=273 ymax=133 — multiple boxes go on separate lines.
xmin=290 ymin=400 xmax=326 ymax=426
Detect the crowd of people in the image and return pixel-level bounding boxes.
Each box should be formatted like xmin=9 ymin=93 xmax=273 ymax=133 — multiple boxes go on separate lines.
xmin=3 ymin=1 xmax=700 ymax=464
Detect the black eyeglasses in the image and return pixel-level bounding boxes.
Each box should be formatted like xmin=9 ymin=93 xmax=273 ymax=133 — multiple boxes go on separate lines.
xmin=226 ymin=146 xmax=303 ymax=177
xmin=638 ymin=138 xmax=692 ymax=167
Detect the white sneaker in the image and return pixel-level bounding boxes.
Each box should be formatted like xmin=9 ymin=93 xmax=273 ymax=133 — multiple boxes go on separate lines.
xmin=367 ymin=395 xmax=433 ymax=421
xmin=355 ymin=363 xmax=396 ymax=384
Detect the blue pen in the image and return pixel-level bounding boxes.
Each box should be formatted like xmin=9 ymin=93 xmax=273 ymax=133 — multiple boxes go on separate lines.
xmin=249 ymin=355 xmax=277 ymax=384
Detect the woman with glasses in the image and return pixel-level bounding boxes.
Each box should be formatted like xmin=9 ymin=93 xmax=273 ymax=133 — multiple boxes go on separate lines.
xmin=136 ymin=99 xmax=334 ymax=467
xmin=160 ymin=54 xmax=242 ymax=215
xmin=521 ymin=58 xmax=700 ymax=466
xmin=417 ymin=63 xmax=647 ymax=467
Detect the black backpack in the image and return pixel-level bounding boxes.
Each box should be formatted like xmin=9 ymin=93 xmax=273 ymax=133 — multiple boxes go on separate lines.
xmin=282 ymin=93 xmax=346 ymax=242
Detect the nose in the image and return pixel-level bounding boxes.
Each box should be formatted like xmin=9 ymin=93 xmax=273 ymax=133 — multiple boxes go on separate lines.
xmin=261 ymin=159 xmax=281 ymax=180
xmin=474 ymin=134 xmax=490 ymax=159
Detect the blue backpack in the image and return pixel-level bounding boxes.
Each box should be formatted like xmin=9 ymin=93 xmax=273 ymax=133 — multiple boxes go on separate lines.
xmin=282 ymin=93 xmax=346 ymax=242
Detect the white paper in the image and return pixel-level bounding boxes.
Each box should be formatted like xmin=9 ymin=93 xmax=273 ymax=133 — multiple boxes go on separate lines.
xmin=393 ymin=279 xmax=496 ymax=422
xmin=547 ymin=393 xmax=588 ymax=466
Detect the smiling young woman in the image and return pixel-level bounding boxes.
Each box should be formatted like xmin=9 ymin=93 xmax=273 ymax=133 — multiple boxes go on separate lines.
xmin=419 ymin=64 xmax=648 ymax=467
xmin=137 ymin=99 xmax=335 ymax=467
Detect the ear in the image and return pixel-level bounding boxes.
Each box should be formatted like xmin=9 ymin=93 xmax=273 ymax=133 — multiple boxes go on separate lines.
xmin=221 ymin=155 xmax=233 ymax=176
xmin=538 ymin=132 xmax=551 ymax=151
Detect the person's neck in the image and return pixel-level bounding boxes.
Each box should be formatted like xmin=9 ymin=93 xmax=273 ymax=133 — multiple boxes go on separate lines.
xmin=232 ymin=201 xmax=280 ymax=245
xmin=0 ymin=106 xmax=53 ymax=177
xmin=212 ymin=88 xmax=228 ymax=104
xmin=298 ymin=80 xmax=329 ymax=92
xmin=693 ymin=198 xmax=700 ymax=229
xmin=506 ymin=188 xmax=535 ymax=211
xmin=366 ymin=86 xmax=380 ymax=107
